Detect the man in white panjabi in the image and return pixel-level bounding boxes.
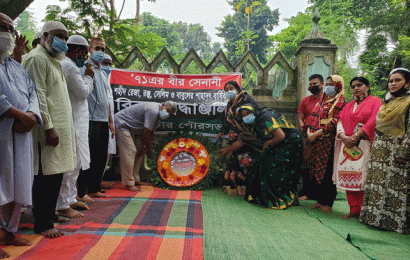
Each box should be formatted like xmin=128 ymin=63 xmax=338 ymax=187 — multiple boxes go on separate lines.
xmin=22 ymin=21 xmax=76 ymax=238
xmin=0 ymin=13 xmax=42 ymax=258
xmin=56 ymin=35 xmax=95 ymax=218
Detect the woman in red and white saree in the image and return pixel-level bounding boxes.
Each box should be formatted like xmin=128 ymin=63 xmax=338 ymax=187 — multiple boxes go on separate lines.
xmin=333 ymin=76 xmax=381 ymax=218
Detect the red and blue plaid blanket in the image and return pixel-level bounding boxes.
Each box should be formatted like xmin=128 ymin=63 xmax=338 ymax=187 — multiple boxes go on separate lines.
xmin=2 ymin=183 xmax=203 ymax=259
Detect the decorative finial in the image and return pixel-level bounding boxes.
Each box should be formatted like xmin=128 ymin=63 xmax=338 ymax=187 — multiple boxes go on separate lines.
xmin=312 ymin=8 xmax=320 ymax=24
xmin=300 ymin=8 xmax=331 ymax=45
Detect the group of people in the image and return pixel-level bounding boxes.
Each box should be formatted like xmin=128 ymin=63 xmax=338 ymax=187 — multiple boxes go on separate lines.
xmin=0 ymin=14 xmax=177 ymax=258
xmin=216 ymin=71 xmax=410 ymax=234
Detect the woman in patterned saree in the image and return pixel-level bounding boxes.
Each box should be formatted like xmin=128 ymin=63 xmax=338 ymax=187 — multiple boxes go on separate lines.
xmin=333 ymin=77 xmax=381 ymax=219
xmin=304 ymin=75 xmax=346 ymax=212
xmin=238 ymin=104 xmax=303 ymax=209
xmin=360 ymin=68 xmax=410 ymax=234
xmin=216 ymin=81 xmax=260 ymax=195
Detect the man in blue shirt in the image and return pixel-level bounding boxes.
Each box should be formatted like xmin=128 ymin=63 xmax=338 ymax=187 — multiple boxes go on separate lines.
xmin=77 ymin=37 xmax=115 ymax=203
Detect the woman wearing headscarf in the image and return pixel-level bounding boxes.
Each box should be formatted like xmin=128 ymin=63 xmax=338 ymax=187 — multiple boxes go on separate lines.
xmin=360 ymin=68 xmax=410 ymax=234
xmin=216 ymin=81 xmax=260 ymax=195
xmin=333 ymin=77 xmax=382 ymax=219
xmin=303 ymin=75 xmax=346 ymax=212
xmin=236 ymin=104 xmax=303 ymax=209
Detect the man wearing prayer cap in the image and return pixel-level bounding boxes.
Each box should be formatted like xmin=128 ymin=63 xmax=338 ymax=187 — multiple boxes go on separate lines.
xmin=77 ymin=38 xmax=114 ymax=202
xmin=22 ymin=21 xmax=76 ymax=238
xmin=0 ymin=13 xmax=42 ymax=258
xmin=56 ymin=35 xmax=94 ymax=219
xmin=115 ymin=101 xmax=177 ymax=191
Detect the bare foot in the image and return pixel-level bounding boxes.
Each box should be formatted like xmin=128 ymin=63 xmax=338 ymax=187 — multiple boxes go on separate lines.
xmin=40 ymin=228 xmax=64 ymax=238
xmin=135 ymin=181 xmax=145 ymax=186
xmin=0 ymin=249 xmax=10 ymax=259
xmin=321 ymin=206 xmax=332 ymax=212
xmin=70 ymin=201 xmax=90 ymax=210
xmin=57 ymin=208 xmax=84 ymax=218
xmin=298 ymin=195 xmax=308 ymax=201
xmin=56 ymin=216 xmax=70 ymax=223
xmin=88 ymin=192 xmax=109 ymax=198
xmin=342 ymin=212 xmax=360 ymax=219
xmin=308 ymin=202 xmax=324 ymax=209
xmin=125 ymin=185 xmax=141 ymax=192
xmin=79 ymin=195 xmax=94 ymax=203
xmin=100 ymin=182 xmax=112 ymax=189
xmin=0 ymin=230 xmax=32 ymax=246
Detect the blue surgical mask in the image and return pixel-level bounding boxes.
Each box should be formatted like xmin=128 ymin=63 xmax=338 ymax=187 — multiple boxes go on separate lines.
xmin=159 ymin=109 xmax=170 ymax=120
xmin=92 ymin=51 xmax=106 ymax=64
xmin=243 ymin=114 xmax=256 ymax=124
xmin=74 ymin=57 xmax=86 ymax=68
xmin=324 ymin=85 xmax=337 ymax=97
xmin=102 ymin=65 xmax=112 ymax=75
xmin=51 ymin=36 xmax=68 ymax=53
xmin=225 ymin=90 xmax=237 ymax=100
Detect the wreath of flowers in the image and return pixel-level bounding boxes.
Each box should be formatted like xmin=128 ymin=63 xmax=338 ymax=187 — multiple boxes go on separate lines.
xmin=157 ymin=138 xmax=209 ymax=187
xmin=149 ymin=132 xmax=221 ymax=190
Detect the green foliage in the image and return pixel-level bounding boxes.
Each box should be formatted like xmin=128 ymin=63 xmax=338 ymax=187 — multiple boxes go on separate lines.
xmin=149 ymin=132 xmax=222 ymax=190
xmin=217 ymin=0 xmax=279 ymax=65
xmin=15 ymin=11 xmax=38 ymax=45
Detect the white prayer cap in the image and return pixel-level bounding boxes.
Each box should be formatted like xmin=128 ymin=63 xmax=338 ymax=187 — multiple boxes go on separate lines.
xmin=103 ymin=53 xmax=112 ymax=61
xmin=41 ymin=21 xmax=68 ymax=33
xmin=164 ymin=100 xmax=178 ymax=112
xmin=67 ymin=35 xmax=89 ymax=47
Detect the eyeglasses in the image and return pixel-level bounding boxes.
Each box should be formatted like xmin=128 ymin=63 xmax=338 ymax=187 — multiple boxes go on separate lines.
xmin=0 ymin=23 xmax=17 ymax=36
xmin=94 ymin=46 xmax=105 ymax=52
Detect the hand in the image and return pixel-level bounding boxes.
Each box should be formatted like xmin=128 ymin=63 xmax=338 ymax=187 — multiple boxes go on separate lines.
xmin=13 ymin=34 xmax=28 ymax=54
xmin=45 ymin=128 xmax=59 ymax=147
xmin=395 ymin=157 xmax=407 ymax=164
xmin=263 ymin=140 xmax=272 ymax=151
xmin=13 ymin=111 xmax=37 ymax=133
xmin=109 ymin=122 xmax=115 ymax=138
xmin=307 ymin=128 xmax=316 ymax=143
xmin=341 ymin=135 xmax=356 ymax=148
xmin=217 ymin=148 xmax=227 ymax=157
xmin=84 ymin=63 xmax=94 ymax=78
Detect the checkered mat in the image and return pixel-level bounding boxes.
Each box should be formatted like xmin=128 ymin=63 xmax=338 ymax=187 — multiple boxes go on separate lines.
xmin=2 ymin=183 xmax=203 ymax=260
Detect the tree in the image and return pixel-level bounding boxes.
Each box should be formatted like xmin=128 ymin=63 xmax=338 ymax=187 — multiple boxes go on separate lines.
xmin=15 ymin=10 xmax=38 ymax=44
xmin=44 ymin=1 xmax=165 ymax=61
xmin=0 ymin=0 xmax=34 ymax=20
xmin=217 ymin=0 xmax=279 ymax=64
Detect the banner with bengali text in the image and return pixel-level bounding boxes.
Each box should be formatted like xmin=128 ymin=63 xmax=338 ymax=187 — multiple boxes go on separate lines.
xmin=110 ymin=70 xmax=242 ymax=136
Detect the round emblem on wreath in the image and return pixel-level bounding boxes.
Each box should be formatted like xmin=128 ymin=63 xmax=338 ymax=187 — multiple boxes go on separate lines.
xmin=157 ymin=138 xmax=209 ymax=187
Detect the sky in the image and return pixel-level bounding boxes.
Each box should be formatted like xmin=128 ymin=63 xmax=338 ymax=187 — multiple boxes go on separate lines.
xmin=26 ymin=0 xmax=310 ymax=43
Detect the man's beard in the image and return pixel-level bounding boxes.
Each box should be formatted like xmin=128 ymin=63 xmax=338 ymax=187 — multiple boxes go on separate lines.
xmin=44 ymin=36 xmax=66 ymax=61
xmin=0 ymin=50 xmax=10 ymax=62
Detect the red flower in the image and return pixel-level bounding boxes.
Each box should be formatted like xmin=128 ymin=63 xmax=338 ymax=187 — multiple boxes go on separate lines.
xmin=184 ymin=138 xmax=189 ymax=142
xmin=188 ymin=175 xmax=194 ymax=180
xmin=169 ymin=148 xmax=176 ymax=153
xmin=194 ymin=149 xmax=201 ymax=154
xmin=166 ymin=152 xmax=172 ymax=157
xmin=188 ymin=146 xmax=195 ymax=152
xmin=200 ymin=165 xmax=208 ymax=174
xmin=176 ymin=177 xmax=181 ymax=182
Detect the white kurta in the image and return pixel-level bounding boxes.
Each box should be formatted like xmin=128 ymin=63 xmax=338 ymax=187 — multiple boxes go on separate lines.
xmin=22 ymin=45 xmax=76 ymax=175
xmin=61 ymin=57 xmax=93 ymax=170
xmin=0 ymin=57 xmax=42 ymax=206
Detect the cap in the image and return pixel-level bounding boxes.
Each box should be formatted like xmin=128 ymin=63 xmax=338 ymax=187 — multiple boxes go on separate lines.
xmin=41 ymin=21 xmax=68 ymax=33
xmin=67 ymin=35 xmax=89 ymax=47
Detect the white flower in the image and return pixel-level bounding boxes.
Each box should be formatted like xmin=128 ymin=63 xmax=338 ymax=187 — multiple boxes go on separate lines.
xmin=199 ymin=150 xmax=207 ymax=158
xmin=179 ymin=142 xmax=186 ymax=148
xmin=159 ymin=155 xmax=166 ymax=162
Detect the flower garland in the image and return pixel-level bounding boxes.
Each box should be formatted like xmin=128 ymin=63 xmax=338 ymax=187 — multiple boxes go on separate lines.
xmin=158 ymin=138 xmax=209 ymax=187
xmin=149 ymin=132 xmax=221 ymax=190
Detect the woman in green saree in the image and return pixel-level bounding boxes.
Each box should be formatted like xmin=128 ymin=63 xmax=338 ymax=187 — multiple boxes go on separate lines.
xmin=238 ymin=104 xmax=303 ymax=209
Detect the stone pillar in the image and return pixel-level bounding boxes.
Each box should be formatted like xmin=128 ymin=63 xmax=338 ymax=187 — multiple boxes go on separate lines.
xmin=295 ymin=8 xmax=338 ymax=103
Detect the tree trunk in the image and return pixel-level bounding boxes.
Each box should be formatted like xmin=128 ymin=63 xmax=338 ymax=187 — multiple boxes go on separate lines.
xmin=136 ymin=0 xmax=140 ymax=24
xmin=1 ymin=0 xmax=35 ymax=20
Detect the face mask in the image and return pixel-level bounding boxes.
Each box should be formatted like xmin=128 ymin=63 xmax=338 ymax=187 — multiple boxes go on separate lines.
xmin=225 ymin=90 xmax=237 ymax=100
xmin=92 ymin=50 xmax=105 ymax=64
xmin=51 ymin=36 xmax=68 ymax=53
xmin=102 ymin=65 xmax=112 ymax=75
xmin=74 ymin=57 xmax=86 ymax=68
xmin=0 ymin=32 xmax=15 ymax=54
xmin=390 ymin=86 xmax=409 ymax=97
xmin=159 ymin=109 xmax=170 ymax=120
xmin=308 ymin=84 xmax=320 ymax=95
xmin=242 ymin=114 xmax=256 ymax=124
xmin=324 ymin=85 xmax=337 ymax=97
